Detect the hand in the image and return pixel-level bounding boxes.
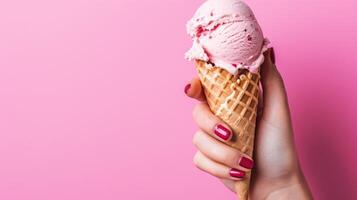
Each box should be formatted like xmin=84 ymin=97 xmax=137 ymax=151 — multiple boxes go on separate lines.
xmin=185 ymin=48 xmax=312 ymax=199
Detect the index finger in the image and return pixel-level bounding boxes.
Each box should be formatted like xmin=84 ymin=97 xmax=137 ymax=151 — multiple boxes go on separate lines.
xmin=185 ymin=77 xmax=206 ymax=101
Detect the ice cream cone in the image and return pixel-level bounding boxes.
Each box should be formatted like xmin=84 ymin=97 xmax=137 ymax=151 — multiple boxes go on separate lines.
xmin=195 ymin=60 xmax=260 ymax=200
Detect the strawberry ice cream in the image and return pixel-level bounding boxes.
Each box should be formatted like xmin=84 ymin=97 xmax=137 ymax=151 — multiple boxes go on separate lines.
xmin=185 ymin=0 xmax=269 ymax=75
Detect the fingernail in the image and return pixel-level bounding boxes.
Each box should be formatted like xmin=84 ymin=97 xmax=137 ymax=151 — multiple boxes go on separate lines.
xmin=239 ymin=157 xmax=254 ymax=169
xmin=229 ymin=168 xmax=245 ymax=179
xmin=184 ymin=84 xmax=191 ymax=95
xmin=214 ymin=124 xmax=231 ymax=141
xmin=270 ymin=48 xmax=276 ymax=64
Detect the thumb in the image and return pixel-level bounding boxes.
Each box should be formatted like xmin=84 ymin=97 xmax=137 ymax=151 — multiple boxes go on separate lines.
xmin=259 ymin=48 xmax=291 ymax=126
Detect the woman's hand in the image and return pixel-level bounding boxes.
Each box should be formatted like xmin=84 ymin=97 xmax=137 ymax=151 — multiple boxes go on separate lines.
xmin=185 ymin=48 xmax=312 ymax=199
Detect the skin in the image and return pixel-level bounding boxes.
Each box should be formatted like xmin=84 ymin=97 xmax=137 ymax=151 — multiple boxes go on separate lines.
xmin=186 ymin=48 xmax=313 ymax=199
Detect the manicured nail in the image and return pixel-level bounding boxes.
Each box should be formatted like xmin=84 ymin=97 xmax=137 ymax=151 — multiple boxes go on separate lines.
xmin=229 ymin=168 xmax=245 ymax=179
xmin=239 ymin=157 xmax=254 ymax=169
xmin=214 ymin=124 xmax=231 ymax=141
xmin=270 ymin=48 xmax=276 ymax=64
xmin=184 ymin=84 xmax=191 ymax=94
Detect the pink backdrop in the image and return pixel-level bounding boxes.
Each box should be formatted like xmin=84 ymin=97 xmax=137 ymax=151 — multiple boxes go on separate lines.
xmin=0 ymin=0 xmax=356 ymax=199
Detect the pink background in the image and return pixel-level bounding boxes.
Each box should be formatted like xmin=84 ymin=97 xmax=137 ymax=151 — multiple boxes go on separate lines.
xmin=0 ymin=0 xmax=356 ymax=199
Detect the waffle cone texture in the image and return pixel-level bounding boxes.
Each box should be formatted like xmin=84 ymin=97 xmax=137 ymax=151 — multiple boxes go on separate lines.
xmin=195 ymin=60 xmax=261 ymax=200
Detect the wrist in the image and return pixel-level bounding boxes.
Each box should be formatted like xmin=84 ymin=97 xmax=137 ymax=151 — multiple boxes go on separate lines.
xmin=265 ymin=171 xmax=312 ymax=200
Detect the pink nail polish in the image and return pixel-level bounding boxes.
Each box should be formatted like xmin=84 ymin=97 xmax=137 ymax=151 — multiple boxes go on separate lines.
xmin=239 ymin=157 xmax=254 ymax=169
xmin=229 ymin=168 xmax=245 ymax=179
xmin=270 ymin=48 xmax=276 ymax=64
xmin=214 ymin=124 xmax=231 ymax=141
xmin=184 ymin=84 xmax=191 ymax=94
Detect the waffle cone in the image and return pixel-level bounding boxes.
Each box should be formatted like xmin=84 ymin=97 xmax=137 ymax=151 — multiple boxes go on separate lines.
xmin=195 ymin=60 xmax=260 ymax=200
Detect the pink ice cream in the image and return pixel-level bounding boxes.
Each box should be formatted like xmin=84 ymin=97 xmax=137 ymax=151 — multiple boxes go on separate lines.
xmin=185 ymin=0 xmax=268 ymax=74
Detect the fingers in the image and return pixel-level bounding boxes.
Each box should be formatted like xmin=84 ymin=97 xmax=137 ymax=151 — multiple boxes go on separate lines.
xmin=184 ymin=77 xmax=206 ymax=101
xmin=193 ymin=151 xmax=246 ymax=181
xmin=260 ymin=48 xmax=292 ymax=126
xmin=192 ymin=103 xmax=233 ymax=142
xmin=193 ymin=130 xmax=254 ymax=171
xmin=261 ymin=48 xmax=286 ymax=104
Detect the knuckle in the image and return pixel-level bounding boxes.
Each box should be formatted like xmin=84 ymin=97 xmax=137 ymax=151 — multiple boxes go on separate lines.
xmin=222 ymin=152 xmax=235 ymax=166
xmin=192 ymin=104 xmax=203 ymax=119
xmin=194 ymin=103 xmax=208 ymax=117
xmin=193 ymin=152 xmax=200 ymax=167
xmin=210 ymin=146 xmax=223 ymax=159
xmin=217 ymin=149 xmax=239 ymax=167
xmin=192 ymin=131 xmax=201 ymax=146
xmin=230 ymin=151 xmax=241 ymax=167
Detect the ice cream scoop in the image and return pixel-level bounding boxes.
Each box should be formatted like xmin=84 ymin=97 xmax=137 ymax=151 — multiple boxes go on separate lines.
xmin=185 ymin=0 xmax=268 ymax=75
